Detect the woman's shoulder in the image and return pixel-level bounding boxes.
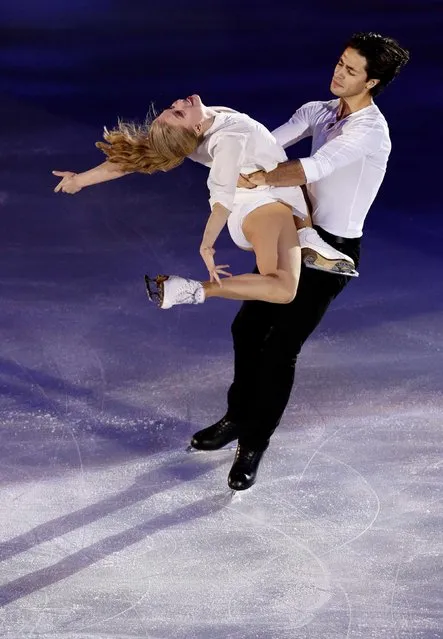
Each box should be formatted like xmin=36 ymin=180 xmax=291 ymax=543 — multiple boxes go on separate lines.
xmin=208 ymin=110 xmax=258 ymax=138
xmin=209 ymin=106 xmax=240 ymax=114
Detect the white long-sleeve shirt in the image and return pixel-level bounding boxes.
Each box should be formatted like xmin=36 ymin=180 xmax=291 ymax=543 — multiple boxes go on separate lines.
xmin=189 ymin=109 xmax=302 ymax=212
xmin=273 ymin=99 xmax=391 ymax=238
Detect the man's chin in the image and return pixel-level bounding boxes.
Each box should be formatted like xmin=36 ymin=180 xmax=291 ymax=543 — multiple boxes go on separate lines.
xmin=330 ymin=83 xmax=343 ymax=97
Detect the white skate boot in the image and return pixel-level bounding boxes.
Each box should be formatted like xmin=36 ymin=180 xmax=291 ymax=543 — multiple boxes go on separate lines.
xmin=298 ymin=227 xmax=359 ymax=277
xmin=145 ymin=275 xmax=205 ymax=309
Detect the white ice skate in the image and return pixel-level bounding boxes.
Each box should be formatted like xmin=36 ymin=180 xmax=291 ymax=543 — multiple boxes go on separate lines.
xmin=145 ymin=274 xmax=205 ymax=309
xmin=298 ymin=227 xmax=359 ymax=277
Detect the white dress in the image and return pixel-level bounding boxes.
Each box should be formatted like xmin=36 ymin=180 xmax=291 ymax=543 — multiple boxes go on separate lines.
xmin=188 ymin=108 xmax=308 ymax=250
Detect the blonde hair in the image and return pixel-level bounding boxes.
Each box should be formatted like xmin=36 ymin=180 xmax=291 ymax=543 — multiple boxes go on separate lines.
xmin=96 ymin=112 xmax=201 ymax=174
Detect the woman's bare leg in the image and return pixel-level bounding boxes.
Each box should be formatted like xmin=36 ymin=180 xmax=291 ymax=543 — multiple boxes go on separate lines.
xmin=293 ymin=186 xmax=313 ymax=230
xmin=294 ymin=214 xmax=312 ymax=230
xmin=203 ymin=202 xmax=301 ymax=304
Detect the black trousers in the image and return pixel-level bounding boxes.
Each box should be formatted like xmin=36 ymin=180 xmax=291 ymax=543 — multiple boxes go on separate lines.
xmin=226 ymin=226 xmax=361 ymax=450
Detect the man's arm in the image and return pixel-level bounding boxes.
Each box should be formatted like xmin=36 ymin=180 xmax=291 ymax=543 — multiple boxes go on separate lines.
xmin=239 ymin=102 xmax=317 ymax=188
xmin=250 ymin=120 xmax=385 ymax=187
xmin=263 ymin=160 xmax=307 ymax=186
xmin=242 ymin=159 xmax=307 ymax=187
xmin=271 ymin=102 xmax=316 ymax=149
xmin=236 ymin=102 xmax=316 ymax=189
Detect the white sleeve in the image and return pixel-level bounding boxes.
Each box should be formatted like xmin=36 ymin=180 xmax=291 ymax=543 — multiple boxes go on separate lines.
xmin=272 ymin=101 xmax=317 ymax=149
xmin=207 ymin=133 xmax=247 ymax=211
xmin=299 ymin=120 xmax=386 ymax=183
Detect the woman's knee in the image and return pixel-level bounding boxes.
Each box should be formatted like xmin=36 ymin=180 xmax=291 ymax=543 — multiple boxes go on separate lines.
xmin=278 ymin=286 xmax=297 ymax=305
xmin=262 ymin=272 xmax=298 ymax=304
xmin=285 ymin=276 xmax=300 ymax=303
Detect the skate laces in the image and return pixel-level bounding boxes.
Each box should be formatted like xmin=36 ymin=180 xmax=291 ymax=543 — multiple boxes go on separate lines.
xmin=218 ymin=417 xmax=234 ymax=430
xmin=306 ymin=229 xmax=335 ymax=250
xmin=174 ymin=278 xmax=203 ymax=305
xmin=234 ymin=445 xmax=257 ymax=463
xmin=302 ymin=229 xmax=355 ymax=265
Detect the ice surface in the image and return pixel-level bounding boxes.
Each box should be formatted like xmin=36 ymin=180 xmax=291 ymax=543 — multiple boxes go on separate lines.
xmin=0 ymin=95 xmax=442 ymax=638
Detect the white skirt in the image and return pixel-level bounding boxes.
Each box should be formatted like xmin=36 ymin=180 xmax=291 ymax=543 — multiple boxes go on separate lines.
xmin=227 ymin=185 xmax=308 ymax=250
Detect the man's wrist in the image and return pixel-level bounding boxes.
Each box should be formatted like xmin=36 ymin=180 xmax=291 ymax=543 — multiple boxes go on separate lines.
xmin=262 ymin=160 xmax=307 ymax=187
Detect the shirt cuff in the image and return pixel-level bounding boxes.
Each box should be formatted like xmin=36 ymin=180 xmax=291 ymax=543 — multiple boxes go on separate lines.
xmin=299 ymin=156 xmax=320 ymax=184
xmin=209 ymin=195 xmax=234 ymax=211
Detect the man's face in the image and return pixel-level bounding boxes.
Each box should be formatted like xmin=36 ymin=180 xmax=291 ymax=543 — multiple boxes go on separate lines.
xmin=330 ymin=47 xmax=372 ymax=98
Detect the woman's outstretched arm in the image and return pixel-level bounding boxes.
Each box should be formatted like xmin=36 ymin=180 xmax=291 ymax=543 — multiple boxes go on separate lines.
xmin=53 ymin=161 xmax=132 ymax=194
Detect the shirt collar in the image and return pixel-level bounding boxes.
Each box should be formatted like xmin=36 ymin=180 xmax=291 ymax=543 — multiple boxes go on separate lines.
xmin=333 ymin=99 xmax=376 ymax=122
xmin=203 ymin=110 xmax=231 ymax=138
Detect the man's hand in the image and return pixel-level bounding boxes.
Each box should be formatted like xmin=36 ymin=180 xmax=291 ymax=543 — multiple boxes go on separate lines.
xmin=237 ymin=174 xmax=257 ymax=189
xmin=52 ymin=171 xmax=83 ymax=194
xmin=245 ymin=170 xmax=267 ymax=186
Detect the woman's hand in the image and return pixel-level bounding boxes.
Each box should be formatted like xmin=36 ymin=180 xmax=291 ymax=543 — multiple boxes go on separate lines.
xmin=200 ymin=246 xmax=231 ymax=286
xmin=52 ymin=171 xmax=83 ymax=194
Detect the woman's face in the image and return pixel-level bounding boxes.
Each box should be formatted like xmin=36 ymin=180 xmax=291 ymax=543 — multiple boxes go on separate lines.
xmin=157 ymin=94 xmax=205 ymax=132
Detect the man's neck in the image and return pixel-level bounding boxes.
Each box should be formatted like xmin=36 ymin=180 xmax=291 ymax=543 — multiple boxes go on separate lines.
xmin=337 ymin=94 xmax=373 ymax=120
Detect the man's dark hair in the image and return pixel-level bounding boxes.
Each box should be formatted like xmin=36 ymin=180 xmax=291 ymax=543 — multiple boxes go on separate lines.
xmin=346 ymin=32 xmax=410 ymax=96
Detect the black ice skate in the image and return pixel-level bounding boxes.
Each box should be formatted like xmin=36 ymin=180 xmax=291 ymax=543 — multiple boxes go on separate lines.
xmin=188 ymin=416 xmax=239 ymax=451
xmin=228 ymin=444 xmax=267 ymax=491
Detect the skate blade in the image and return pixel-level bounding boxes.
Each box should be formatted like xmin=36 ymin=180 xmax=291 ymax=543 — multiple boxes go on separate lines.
xmin=304 ymin=262 xmax=359 ymax=277
xmin=302 ymin=254 xmax=359 ymax=277
xmin=229 ymin=484 xmax=256 ymax=502
xmin=144 ymin=274 xmax=169 ymax=307
xmin=186 ymin=445 xmax=237 ymax=453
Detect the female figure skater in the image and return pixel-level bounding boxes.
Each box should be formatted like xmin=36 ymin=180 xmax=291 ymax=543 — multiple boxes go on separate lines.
xmin=53 ymin=96 xmax=357 ymax=313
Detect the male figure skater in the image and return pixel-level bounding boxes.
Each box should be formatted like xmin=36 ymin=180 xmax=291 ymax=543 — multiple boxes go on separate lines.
xmin=190 ymin=32 xmax=410 ymax=491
